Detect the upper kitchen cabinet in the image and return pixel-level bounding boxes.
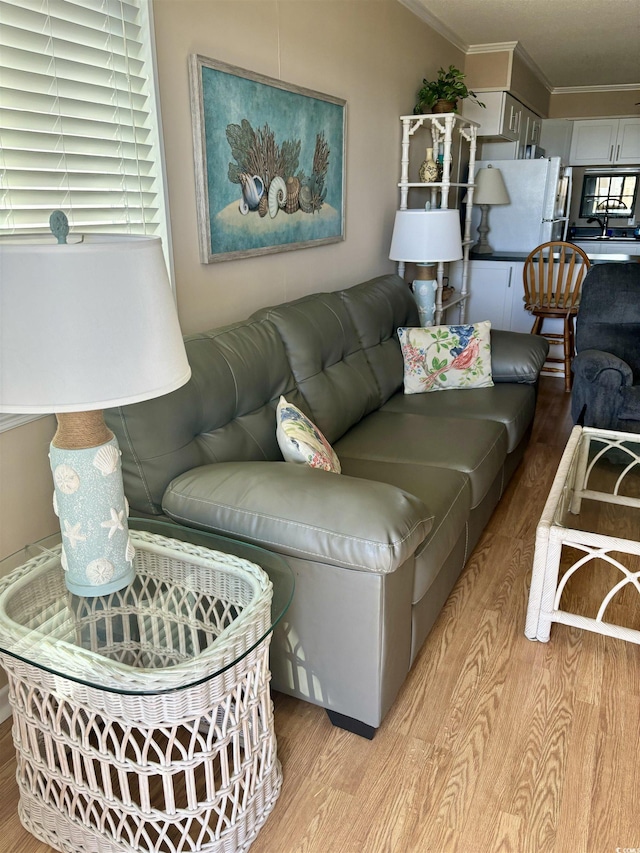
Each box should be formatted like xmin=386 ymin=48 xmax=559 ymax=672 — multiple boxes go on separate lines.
xmin=569 ymin=119 xmax=640 ymax=166
xmin=462 ymin=91 xmax=542 ymax=159
xmin=524 ymin=112 xmax=542 ymax=148
xmin=463 ymin=91 xmax=522 ymax=142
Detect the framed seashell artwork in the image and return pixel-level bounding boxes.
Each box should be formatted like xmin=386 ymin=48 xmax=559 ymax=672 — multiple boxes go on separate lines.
xmin=189 ymin=55 xmax=346 ymax=263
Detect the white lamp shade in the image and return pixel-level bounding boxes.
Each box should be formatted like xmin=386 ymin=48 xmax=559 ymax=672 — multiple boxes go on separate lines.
xmin=474 ymin=166 xmax=510 ymax=205
xmin=0 ymin=234 xmax=191 ymax=413
xmin=389 ymin=209 xmax=463 ymax=263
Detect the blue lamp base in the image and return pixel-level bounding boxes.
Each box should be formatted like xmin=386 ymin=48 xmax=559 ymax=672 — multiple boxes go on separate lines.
xmin=412 ymin=265 xmax=438 ymax=327
xmin=50 ymin=432 xmax=135 ymax=597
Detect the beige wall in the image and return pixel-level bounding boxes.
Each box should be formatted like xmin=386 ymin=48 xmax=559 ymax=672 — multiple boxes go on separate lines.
xmin=549 ymin=89 xmax=640 ymax=119
xmin=153 ymin=0 xmax=463 ymax=334
xmin=0 ymin=416 xmax=58 ymax=560
xmin=465 ymin=51 xmax=511 ymax=90
xmin=509 ymin=52 xmax=549 ymax=117
xmin=0 ymin=0 xmax=463 ymax=566
xmin=466 ymin=47 xmax=550 ymax=118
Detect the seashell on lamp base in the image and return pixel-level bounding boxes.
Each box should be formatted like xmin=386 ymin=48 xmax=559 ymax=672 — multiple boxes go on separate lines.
xmin=50 ymin=413 xmax=135 ymax=597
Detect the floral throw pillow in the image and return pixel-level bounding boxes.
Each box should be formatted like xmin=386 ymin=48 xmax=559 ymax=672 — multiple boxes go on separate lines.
xmin=276 ymin=396 xmax=341 ymax=473
xmin=398 ymin=322 xmax=493 ymax=394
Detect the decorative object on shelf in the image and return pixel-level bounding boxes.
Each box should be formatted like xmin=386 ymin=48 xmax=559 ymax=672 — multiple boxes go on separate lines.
xmin=389 ymin=207 xmax=463 ymax=326
xmin=413 ymin=65 xmax=485 ymax=115
xmin=419 ymin=147 xmax=439 ymax=183
xmin=472 ymin=165 xmax=510 ymax=254
xmin=436 ymin=144 xmax=444 ymax=181
xmin=0 ymin=213 xmax=191 ymax=597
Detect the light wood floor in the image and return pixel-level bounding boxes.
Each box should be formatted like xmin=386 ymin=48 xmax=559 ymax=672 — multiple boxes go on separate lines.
xmin=2 ymin=378 xmax=639 ymax=852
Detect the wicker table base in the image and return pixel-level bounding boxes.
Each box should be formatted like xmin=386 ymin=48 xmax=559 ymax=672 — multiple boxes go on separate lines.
xmin=0 ymin=530 xmax=283 ymax=853
xmin=525 ymin=426 xmax=640 ymax=644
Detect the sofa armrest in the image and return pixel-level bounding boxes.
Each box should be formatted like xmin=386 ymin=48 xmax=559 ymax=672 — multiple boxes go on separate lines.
xmin=571 ymin=349 xmax=634 ymax=386
xmin=162 ymin=461 xmax=433 ymax=574
xmin=490 ymin=329 xmax=549 ymax=384
xmin=570 ymin=349 xmax=633 ymax=428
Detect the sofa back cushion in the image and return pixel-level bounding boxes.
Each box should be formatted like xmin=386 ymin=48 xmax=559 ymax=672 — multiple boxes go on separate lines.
xmin=105 ymin=317 xmax=301 ymax=515
xmin=339 ymin=274 xmax=419 ymax=404
xmin=252 ymin=291 xmax=380 ymax=443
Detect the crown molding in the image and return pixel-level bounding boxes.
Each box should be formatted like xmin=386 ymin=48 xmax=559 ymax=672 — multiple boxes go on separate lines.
xmin=399 ymin=3 xmax=638 ymax=98
xmin=466 ymin=41 xmax=517 ymax=54
xmin=551 ymin=83 xmax=640 ymax=95
xmin=397 ymin=0 xmax=467 ymax=53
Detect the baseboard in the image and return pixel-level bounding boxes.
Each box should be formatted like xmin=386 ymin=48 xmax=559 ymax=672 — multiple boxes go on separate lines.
xmin=0 ymin=683 xmax=11 ymax=724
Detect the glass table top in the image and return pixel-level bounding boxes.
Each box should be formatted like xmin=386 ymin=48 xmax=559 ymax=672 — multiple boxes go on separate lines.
xmin=553 ymin=427 xmax=640 ymax=538
xmin=0 ymin=518 xmax=294 ymax=696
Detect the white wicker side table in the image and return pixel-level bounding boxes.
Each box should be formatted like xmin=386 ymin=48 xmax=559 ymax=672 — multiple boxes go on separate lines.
xmin=0 ymin=522 xmax=294 ymax=853
xmin=525 ymin=425 xmax=640 ymax=643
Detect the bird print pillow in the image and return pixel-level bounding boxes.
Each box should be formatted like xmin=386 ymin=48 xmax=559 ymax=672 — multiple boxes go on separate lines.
xmin=397 ymin=322 xmax=493 ymax=393
xmin=276 ymin=396 xmax=341 ymax=473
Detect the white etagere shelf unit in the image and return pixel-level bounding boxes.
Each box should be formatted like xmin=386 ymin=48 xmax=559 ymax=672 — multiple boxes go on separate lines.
xmin=398 ymin=113 xmax=479 ymax=324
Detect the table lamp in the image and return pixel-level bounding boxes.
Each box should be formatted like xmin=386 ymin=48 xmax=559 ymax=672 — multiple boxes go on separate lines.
xmin=389 ymin=207 xmax=463 ymax=326
xmin=0 ymin=213 xmax=191 ymax=597
xmin=472 ymin=165 xmax=510 ymax=254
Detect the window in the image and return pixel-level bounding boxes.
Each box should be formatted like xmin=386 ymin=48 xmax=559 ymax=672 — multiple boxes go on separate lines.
xmin=579 ymin=171 xmax=638 ymax=220
xmin=0 ymin=0 xmax=170 ymax=433
xmin=0 ymin=0 xmax=168 ymax=242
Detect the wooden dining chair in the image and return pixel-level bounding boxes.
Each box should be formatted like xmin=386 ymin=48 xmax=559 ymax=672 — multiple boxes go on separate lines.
xmin=522 ymin=241 xmax=591 ymax=392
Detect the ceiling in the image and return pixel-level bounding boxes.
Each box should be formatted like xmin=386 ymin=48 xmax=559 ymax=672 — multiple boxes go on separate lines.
xmin=401 ymin=0 xmax=640 ymax=90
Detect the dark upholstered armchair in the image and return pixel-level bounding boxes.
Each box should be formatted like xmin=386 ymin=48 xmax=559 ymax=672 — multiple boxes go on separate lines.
xmin=571 ymin=262 xmax=640 ymax=432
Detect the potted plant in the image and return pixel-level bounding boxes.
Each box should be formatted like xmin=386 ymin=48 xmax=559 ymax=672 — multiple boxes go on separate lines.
xmin=413 ymin=65 xmax=485 ymax=114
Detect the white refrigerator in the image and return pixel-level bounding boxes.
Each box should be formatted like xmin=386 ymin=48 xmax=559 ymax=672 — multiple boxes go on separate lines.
xmin=470 ymin=157 xmax=572 ymax=253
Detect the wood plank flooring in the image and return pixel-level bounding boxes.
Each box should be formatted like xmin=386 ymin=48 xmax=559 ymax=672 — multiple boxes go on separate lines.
xmin=2 ymin=377 xmax=639 ymax=852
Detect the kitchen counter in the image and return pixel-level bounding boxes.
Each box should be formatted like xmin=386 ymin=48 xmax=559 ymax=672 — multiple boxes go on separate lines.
xmin=469 ymin=251 xmax=640 ymax=264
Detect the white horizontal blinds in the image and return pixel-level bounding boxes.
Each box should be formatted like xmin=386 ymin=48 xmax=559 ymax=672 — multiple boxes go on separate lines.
xmin=0 ymin=0 xmax=160 ymax=235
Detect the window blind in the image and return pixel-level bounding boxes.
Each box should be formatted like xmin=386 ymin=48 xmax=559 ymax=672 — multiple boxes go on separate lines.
xmin=0 ymin=0 xmax=170 ymax=434
xmin=0 ymin=0 xmax=165 ymax=237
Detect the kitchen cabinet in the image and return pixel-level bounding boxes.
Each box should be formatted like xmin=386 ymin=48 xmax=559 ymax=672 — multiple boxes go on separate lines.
xmin=462 ymin=92 xmax=523 ymax=143
xmin=569 ymin=118 xmax=640 ymax=166
xmin=463 ymin=262 xmax=516 ymax=329
xmin=464 ymin=92 xmax=542 ymax=159
xmin=572 ymin=240 xmax=640 ymax=257
xmin=523 ymin=111 xmax=542 ymax=148
xmin=397 ymin=113 xmax=479 ymax=323
xmin=449 ymin=260 xmax=532 ymax=332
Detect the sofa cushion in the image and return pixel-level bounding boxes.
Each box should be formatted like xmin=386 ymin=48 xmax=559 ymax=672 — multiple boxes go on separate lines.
xmin=162 ymin=461 xmax=433 ymax=573
xmin=339 ymin=274 xmax=419 ymax=404
xmin=381 ymin=383 xmax=536 ymax=454
xmin=398 ymin=322 xmax=493 ymax=393
xmin=339 ymin=458 xmax=471 ymax=604
xmin=334 ymin=410 xmax=507 ymax=509
xmin=252 ymin=291 xmax=380 ymax=443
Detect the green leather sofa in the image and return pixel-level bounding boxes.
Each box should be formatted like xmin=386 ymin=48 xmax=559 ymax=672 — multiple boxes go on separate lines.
xmin=106 ymin=273 xmax=548 ymax=737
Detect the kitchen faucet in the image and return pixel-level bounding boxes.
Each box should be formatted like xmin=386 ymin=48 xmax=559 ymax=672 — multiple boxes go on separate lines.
xmin=587 ymin=214 xmax=608 ymax=236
